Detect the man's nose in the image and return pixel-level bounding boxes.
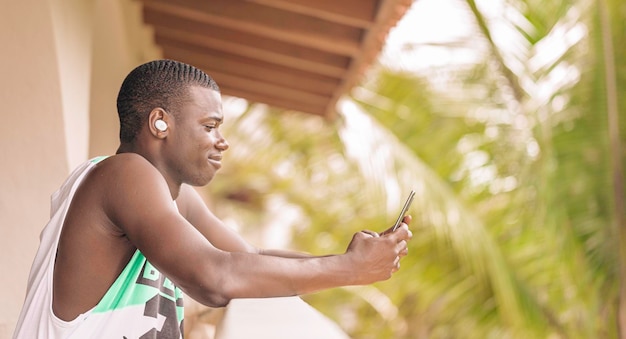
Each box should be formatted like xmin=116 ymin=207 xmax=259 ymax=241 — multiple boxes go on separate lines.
xmin=216 ymin=132 xmax=229 ymax=151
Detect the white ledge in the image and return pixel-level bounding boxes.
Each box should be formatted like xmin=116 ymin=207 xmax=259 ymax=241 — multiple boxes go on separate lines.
xmin=214 ymin=297 xmax=350 ymax=339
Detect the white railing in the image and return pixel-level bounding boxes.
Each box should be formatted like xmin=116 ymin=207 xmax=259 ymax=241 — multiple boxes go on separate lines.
xmin=185 ymin=297 xmax=350 ymax=339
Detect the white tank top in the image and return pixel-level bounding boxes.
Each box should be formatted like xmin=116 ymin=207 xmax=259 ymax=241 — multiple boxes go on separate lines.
xmin=13 ymin=157 xmax=184 ymax=338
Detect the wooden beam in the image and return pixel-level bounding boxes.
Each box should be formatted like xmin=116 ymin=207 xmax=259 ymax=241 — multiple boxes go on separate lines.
xmin=324 ymin=0 xmax=414 ymax=118
xmin=245 ymin=0 xmax=379 ymax=28
xmin=142 ymin=0 xmax=362 ymax=56
xmin=204 ymin=69 xmax=331 ymax=108
xmin=161 ymin=46 xmax=340 ymax=96
xmin=220 ymin=86 xmax=327 ymax=116
xmin=152 ymin=27 xmax=348 ymax=78
xmin=144 ymin=9 xmax=351 ymax=75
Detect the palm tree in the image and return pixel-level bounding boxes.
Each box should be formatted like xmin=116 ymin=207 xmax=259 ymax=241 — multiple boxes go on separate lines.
xmin=342 ymin=0 xmax=625 ymax=337
xmin=203 ymin=0 xmax=626 ymax=337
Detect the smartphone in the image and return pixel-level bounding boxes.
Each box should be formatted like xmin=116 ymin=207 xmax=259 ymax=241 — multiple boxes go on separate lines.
xmin=392 ymin=190 xmax=415 ymax=231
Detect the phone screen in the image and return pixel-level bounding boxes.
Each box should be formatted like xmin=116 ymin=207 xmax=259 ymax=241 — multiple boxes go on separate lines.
xmin=392 ymin=190 xmax=415 ymax=231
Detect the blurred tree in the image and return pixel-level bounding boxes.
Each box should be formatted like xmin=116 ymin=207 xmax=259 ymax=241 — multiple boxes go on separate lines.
xmin=204 ymin=0 xmax=626 ymax=337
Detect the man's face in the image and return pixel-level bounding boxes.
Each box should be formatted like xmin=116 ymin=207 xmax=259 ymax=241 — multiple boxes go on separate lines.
xmin=164 ymin=86 xmax=229 ymax=187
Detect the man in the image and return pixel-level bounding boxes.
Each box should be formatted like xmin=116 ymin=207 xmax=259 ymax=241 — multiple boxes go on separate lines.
xmin=13 ymin=59 xmax=412 ymax=338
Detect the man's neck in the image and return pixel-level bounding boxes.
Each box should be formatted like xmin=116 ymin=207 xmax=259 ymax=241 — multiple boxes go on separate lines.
xmin=115 ymin=145 xmax=182 ymax=200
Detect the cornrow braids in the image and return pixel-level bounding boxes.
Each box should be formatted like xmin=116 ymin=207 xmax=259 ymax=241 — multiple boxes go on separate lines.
xmin=116 ymin=59 xmax=220 ymax=143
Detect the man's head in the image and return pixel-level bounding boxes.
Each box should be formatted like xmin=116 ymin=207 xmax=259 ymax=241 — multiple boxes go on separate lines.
xmin=117 ymin=59 xmax=220 ymax=143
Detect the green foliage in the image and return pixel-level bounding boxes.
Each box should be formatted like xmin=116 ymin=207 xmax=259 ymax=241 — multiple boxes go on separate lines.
xmin=206 ymin=0 xmax=626 ymax=337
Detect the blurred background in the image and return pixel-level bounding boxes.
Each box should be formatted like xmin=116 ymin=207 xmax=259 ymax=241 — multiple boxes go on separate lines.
xmin=2 ymin=0 xmax=625 ymax=338
xmin=212 ymin=0 xmax=626 ymax=338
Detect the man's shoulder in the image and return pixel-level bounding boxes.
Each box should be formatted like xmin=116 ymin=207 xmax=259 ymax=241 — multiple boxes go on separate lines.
xmin=89 ymin=153 xmax=158 ymax=179
xmin=81 ymin=153 xmax=163 ymax=197
xmin=96 ymin=153 xmax=152 ymax=168
xmin=74 ymin=153 xmax=171 ymax=231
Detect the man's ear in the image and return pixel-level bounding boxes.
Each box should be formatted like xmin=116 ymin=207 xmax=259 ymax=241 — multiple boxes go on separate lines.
xmin=148 ymin=108 xmax=170 ymax=138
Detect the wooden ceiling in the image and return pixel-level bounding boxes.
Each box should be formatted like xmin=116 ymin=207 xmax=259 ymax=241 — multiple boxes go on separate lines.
xmin=139 ymin=0 xmax=414 ymax=119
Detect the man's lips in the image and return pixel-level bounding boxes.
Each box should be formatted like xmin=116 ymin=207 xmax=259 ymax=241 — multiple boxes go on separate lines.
xmin=208 ymin=154 xmax=223 ymax=168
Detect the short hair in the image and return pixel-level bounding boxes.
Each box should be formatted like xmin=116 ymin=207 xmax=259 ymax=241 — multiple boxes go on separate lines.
xmin=116 ymin=59 xmax=220 ymax=143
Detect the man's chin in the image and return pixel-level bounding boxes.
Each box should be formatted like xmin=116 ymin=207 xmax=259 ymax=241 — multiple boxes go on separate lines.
xmin=187 ymin=174 xmax=216 ymax=187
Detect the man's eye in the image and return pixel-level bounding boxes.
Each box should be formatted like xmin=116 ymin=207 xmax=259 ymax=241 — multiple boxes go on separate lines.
xmin=204 ymin=125 xmax=216 ymax=130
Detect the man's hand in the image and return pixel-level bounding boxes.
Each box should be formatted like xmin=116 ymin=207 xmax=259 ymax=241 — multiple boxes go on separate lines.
xmin=379 ymin=215 xmax=412 ymax=236
xmin=344 ymin=216 xmax=413 ymax=285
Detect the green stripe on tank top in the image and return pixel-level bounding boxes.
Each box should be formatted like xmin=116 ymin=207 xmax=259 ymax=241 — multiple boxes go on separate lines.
xmin=90 ymin=156 xmax=109 ymax=164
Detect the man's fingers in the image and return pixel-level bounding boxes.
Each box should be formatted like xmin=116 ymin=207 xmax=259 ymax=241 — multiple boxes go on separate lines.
xmin=395 ymin=240 xmax=407 ymax=254
xmin=402 ymin=215 xmax=412 ymax=224
xmin=391 ymin=256 xmax=401 ymax=273
xmin=381 ymin=225 xmax=403 ymax=237
xmin=399 ymin=246 xmax=409 ymax=257
xmin=381 ymin=215 xmax=413 ymax=236
xmin=386 ymin=224 xmax=412 ymax=242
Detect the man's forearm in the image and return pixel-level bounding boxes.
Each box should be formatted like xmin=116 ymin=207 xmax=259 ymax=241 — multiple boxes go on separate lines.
xmin=259 ymin=248 xmax=316 ymax=258
xmin=182 ymin=251 xmax=359 ymax=307
xmin=180 ymin=229 xmax=408 ymax=308
xmin=230 ymin=251 xmax=358 ymax=295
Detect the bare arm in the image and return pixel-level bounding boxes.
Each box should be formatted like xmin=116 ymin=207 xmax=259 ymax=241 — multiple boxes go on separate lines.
xmin=176 ymin=185 xmax=317 ymax=258
xmin=106 ymin=155 xmax=411 ymax=307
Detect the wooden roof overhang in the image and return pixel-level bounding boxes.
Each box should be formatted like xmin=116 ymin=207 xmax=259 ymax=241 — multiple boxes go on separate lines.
xmin=139 ymin=0 xmax=414 ymax=118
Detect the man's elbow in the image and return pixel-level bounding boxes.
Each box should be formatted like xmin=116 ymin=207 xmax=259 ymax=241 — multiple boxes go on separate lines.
xmin=178 ymin=252 xmax=250 ymax=307
xmin=183 ymin=282 xmax=233 ymax=308
xmin=198 ymin=292 xmax=232 ymax=308
xmin=181 ymin=267 xmax=237 ymax=308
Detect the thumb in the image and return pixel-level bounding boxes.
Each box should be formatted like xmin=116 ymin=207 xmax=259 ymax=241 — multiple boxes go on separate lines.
xmin=360 ymin=230 xmax=380 ymax=238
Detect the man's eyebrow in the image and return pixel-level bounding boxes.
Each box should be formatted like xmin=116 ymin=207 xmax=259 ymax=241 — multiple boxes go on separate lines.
xmin=200 ymin=116 xmax=223 ymax=124
xmin=201 ymin=114 xmax=223 ymax=122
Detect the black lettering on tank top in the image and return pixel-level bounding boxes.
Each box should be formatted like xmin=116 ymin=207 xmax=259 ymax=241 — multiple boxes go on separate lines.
xmin=135 ymin=261 xmax=184 ymax=338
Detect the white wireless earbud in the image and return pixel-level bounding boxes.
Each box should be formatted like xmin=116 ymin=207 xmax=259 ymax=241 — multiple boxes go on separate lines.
xmin=155 ymin=119 xmax=168 ymax=132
